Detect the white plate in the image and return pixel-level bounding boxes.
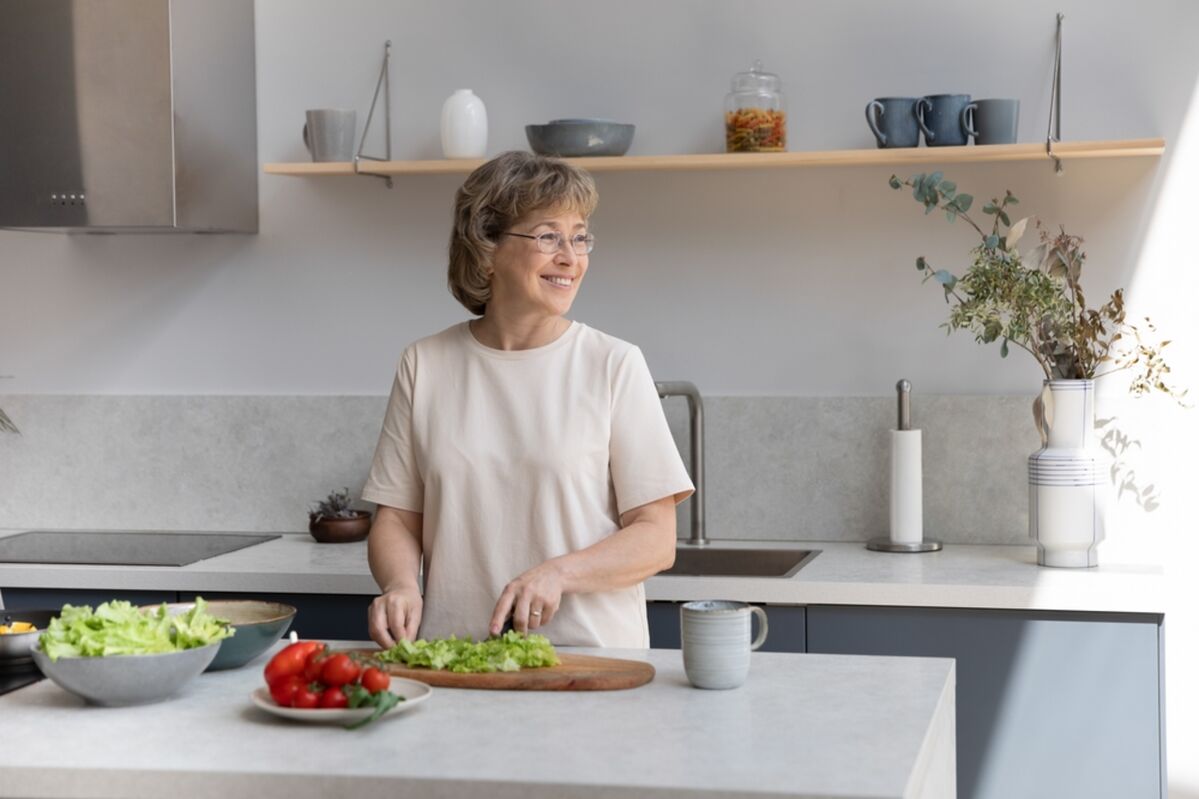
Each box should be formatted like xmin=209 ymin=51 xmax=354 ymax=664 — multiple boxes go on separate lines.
xmin=250 ymin=677 xmax=432 ymax=724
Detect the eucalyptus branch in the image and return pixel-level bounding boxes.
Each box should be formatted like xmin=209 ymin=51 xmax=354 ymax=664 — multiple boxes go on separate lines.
xmin=1010 ymin=335 xmax=1053 ymax=378
xmin=888 ymin=172 xmax=1186 ymax=401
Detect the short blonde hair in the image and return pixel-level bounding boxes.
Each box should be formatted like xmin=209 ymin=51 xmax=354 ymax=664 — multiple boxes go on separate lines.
xmin=448 ymin=151 xmax=598 ymax=316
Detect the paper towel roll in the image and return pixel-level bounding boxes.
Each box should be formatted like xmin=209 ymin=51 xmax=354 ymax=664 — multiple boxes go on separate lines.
xmin=890 ymin=429 xmax=923 ymax=543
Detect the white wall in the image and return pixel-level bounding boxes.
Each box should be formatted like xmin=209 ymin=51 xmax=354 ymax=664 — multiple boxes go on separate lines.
xmin=1 ymin=0 xmax=1195 ymax=398
xmin=2 ymin=0 xmax=1198 ymax=793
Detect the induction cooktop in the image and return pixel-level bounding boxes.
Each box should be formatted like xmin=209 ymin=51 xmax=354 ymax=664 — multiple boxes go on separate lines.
xmin=0 ymin=531 xmax=281 ymax=567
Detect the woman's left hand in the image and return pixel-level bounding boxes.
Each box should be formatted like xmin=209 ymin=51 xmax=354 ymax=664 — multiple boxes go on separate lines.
xmin=489 ymin=560 xmax=566 ymax=636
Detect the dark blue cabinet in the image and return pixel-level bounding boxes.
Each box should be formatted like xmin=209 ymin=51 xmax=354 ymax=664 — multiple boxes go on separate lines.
xmin=2 ymin=588 xmax=372 ymax=643
xmin=1 ymin=587 xmax=176 ymax=609
xmin=807 ymin=605 xmax=1164 ymax=799
xmin=647 ymin=601 xmax=806 ymax=652
xmin=195 ymin=591 xmax=372 ymax=641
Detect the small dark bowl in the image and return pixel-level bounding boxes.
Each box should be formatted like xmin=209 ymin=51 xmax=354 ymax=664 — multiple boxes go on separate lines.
xmin=0 ymin=609 xmax=57 ymax=667
xmin=525 ymin=119 xmax=635 ymax=157
xmin=309 ymin=511 xmax=372 ymax=544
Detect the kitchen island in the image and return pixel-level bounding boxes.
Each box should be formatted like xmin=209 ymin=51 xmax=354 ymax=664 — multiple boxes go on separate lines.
xmin=0 ymin=532 xmax=1164 ymax=798
xmin=0 ymin=645 xmax=955 ymax=799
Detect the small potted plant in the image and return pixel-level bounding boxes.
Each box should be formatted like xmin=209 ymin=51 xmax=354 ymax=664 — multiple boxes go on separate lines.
xmin=308 ymin=488 xmax=372 ymax=544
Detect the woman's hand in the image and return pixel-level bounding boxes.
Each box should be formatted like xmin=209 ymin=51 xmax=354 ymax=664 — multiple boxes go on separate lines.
xmin=369 ymin=584 xmax=423 ymax=649
xmin=367 ymin=505 xmax=424 ymax=648
xmin=489 ymin=560 xmax=566 ymax=636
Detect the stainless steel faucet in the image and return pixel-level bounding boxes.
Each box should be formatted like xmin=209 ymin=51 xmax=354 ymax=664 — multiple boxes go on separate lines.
xmin=655 ymin=381 xmax=706 ymax=547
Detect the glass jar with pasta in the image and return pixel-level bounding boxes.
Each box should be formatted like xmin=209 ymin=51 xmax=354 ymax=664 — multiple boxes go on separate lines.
xmin=724 ymin=60 xmax=786 ymax=153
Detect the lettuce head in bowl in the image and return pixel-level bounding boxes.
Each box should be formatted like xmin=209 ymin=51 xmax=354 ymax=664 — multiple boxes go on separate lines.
xmin=33 ymin=598 xmax=232 ymax=706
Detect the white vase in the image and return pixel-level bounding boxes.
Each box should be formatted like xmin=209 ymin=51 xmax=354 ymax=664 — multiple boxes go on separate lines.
xmin=440 ymin=89 xmax=487 ymax=159
xmin=1028 ymin=379 xmax=1112 ymax=567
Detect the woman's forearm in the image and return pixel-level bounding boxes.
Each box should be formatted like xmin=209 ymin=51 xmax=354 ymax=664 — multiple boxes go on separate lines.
xmin=551 ymin=497 xmax=677 ymax=594
xmin=367 ymin=506 xmax=424 ymax=592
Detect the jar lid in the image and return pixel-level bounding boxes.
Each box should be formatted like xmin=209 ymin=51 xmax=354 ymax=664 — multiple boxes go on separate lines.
xmin=730 ymin=59 xmax=781 ymax=93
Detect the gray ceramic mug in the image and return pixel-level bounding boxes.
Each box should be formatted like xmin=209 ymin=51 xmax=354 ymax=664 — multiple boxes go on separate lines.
xmin=865 ymin=97 xmax=921 ymax=149
xmin=962 ymin=98 xmax=1020 ymax=145
xmin=916 ymin=94 xmax=971 ymax=146
xmin=680 ymin=600 xmax=768 ymax=690
xmin=302 ymin=108 xmax=357 ymax=162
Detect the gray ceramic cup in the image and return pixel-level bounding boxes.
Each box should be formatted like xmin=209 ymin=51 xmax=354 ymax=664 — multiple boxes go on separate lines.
xmin=302 ymin=108 xmax=357 ymax=162
xmin=680 ymin=600 xmax=768 ymax=690
xmin=962 ymin=98 xmax=1020 ymax=145
xmin=916 ymin=94 xmax=971 ymax=146
xmin=865 ymin=97 xmax=921 ymax=148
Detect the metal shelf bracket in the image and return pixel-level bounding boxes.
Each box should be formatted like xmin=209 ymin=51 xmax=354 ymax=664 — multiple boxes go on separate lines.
xmin=1046 ymin=13 xmax=1064 ymax=174
xmin=354 ymin=40 xmax=393 ymax=188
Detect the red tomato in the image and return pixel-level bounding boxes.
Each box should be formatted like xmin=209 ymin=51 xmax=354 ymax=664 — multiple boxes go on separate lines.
xmin=303 ymin=649 xmax=327 ymax=683
xmin=319 ymin=686 xmax=349 ymax=709
xmin=269 ymin=674 xmax=305 ymax=707
xmin=361 ymin=667 xmax=390 ymax=694
xmin=263 ymin=641 xmax=325 ymax=687
xmin=320 ymin=653 xmax=362 ymax=688
xmin=292 ymin=683 xmax=323 ymax=709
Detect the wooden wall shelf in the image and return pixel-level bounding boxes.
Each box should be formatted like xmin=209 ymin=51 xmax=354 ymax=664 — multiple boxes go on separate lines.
xmin=263 ymin=139 xmax=1164 ymax=179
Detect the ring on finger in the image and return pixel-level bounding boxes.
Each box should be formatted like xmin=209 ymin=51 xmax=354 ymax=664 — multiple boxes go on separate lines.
xmin=530 ymin=610 xmax=542 ymax=617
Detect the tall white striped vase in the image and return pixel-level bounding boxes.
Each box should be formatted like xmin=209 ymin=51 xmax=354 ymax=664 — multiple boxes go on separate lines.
xmin=1029 ymin=379 xmax=1112 ymax=567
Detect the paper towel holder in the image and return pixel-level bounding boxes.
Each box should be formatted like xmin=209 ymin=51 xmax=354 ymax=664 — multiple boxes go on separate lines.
xmin=867 ymin=379 xmax=942 ymax=553
xmin=867 ymin=537 xmax=943 ymax=553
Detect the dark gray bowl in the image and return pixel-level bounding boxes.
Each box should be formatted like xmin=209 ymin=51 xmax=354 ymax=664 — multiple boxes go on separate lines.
xmin=32 ymin=642 xmax=219 ymax=706
xmin=525 ymin=119 xmax=635 ymax=157
xmin=155 ymin=600 xmax=296 ymax=671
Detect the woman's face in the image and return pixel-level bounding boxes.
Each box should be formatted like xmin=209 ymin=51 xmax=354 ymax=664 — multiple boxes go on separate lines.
xmin=488 ymin=209 xmax=589 ymax=320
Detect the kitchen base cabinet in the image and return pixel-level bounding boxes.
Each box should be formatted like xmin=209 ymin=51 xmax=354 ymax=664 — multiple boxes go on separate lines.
xmin=0 ymin=588 xmax=373 ymax=642
xmin=647 ymin=601 xmax=806 ymax=652
xmin=195 ymin=591 xmax=372 ymax=641
xmin=0 ymin=587 xmax=176 ymax=609
xmin=807 ymin=605 xmax=1164 ymax=799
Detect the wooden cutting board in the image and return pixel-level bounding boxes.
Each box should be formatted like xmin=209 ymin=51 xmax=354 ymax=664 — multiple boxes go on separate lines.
xmin=342 ymin=650 xmax=654 ymax=691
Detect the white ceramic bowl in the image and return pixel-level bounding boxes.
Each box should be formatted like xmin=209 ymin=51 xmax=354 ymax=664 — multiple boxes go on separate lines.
xmin=32 ymin=642 xmax=219 ymax=706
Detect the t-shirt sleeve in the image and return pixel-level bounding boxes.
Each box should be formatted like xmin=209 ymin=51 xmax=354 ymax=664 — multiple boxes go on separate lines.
xmin=608 ymin=346 xmax=695 ymax=516
xmin=361 ymin=349 xmax=424 ymax=513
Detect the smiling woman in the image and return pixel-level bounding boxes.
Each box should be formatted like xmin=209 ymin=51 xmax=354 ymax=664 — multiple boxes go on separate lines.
xmin=361 ymin=151 xmax=693 ymax=650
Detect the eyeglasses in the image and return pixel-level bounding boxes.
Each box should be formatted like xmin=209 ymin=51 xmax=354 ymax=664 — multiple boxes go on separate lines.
xmin=503 ymin=230 xmax=595 ymax=256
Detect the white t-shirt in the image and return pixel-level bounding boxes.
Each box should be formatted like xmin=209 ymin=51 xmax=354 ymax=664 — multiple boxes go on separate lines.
xmin=361 ymin=321 xmax=694 ymax=647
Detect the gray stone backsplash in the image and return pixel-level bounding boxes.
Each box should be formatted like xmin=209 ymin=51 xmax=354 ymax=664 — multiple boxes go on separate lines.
xmin=0 ymin=394 xmax=1039 ymax=544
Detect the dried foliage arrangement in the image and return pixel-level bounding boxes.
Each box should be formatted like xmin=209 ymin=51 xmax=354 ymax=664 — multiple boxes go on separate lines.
xmin=889 ymin=172 xmax=1186 ymax=404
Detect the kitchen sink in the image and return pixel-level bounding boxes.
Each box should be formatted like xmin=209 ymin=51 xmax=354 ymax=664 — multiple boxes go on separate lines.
xmin=661 ymin=547 xmax=819 ymax=578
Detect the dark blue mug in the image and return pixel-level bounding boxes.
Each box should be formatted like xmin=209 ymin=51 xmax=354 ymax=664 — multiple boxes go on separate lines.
xmin=865 ymin=97 xmax=921 ymax=148
xmin=917 ymin=94 xmax=971 ymax=146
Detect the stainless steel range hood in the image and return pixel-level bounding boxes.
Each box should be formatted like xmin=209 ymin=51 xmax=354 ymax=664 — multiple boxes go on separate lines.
xmin=0 ymin=0 xmax=258 ymax=233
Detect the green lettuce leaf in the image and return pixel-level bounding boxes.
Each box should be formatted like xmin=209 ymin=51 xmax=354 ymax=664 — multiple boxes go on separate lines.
xmin=37 ymin=597 xmax=233 ymax=661
xmin=376 ymin=630 xmax=560 ymax=673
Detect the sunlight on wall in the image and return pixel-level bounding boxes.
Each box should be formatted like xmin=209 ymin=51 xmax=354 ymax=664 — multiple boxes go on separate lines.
xmin=1116 ymin=71 xmax=1199 ymax=795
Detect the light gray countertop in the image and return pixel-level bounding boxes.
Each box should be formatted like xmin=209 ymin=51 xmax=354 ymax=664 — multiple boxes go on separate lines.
xmin=0 ymin=644 xmax=956 ymax=799
xmin=0 ymin=531 xmax=1166 ymax=614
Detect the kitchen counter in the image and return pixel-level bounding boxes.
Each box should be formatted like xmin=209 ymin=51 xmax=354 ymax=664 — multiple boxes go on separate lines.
xmin=0 ymin=531 xmax=1166 ymax=614
xmin=0 ymin=644 xmax=955 ymax=799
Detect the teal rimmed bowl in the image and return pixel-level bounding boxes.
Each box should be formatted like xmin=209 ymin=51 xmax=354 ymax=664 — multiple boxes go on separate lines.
xmin=152 ymin=600 xmax=296 ymax=671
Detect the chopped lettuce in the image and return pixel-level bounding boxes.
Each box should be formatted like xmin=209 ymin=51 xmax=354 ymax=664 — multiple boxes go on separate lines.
xmin=377 ymin=630 xmax=560 ymax=673
xmin=37 ymin=597 xmax=233 ymax=661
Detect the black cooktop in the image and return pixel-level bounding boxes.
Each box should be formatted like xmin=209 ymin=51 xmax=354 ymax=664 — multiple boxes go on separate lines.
xmin=0 ymin=531 xmax=281 ymax=567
